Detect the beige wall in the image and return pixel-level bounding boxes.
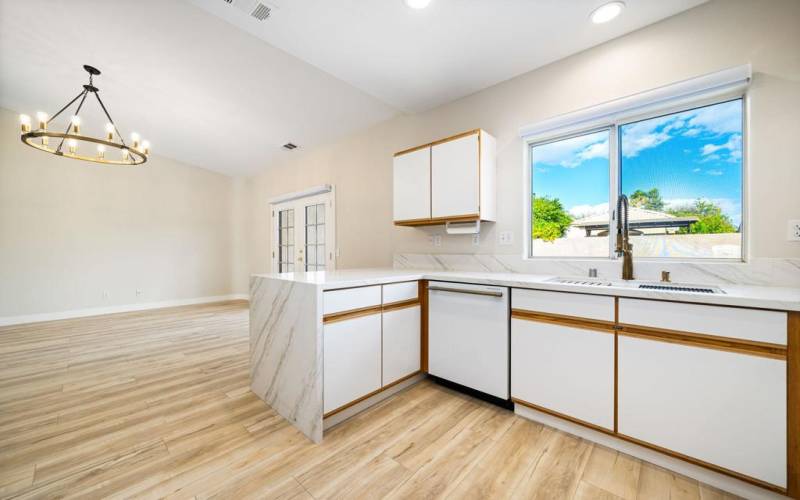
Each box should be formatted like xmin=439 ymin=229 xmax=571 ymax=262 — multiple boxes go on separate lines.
xmin=0 ymin=107 xmax=238 ymax=317
xmin=244 ymin=0 xmax=800 ymax=281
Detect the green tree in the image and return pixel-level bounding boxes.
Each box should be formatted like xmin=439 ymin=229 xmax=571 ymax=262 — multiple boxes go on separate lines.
xmin=667 ymin=199 xmax=737 ymax=234
xmin=532 ymin=196 xmax=573 ymax=242
xmin=629 ymin=188 xmax=665 ymax=211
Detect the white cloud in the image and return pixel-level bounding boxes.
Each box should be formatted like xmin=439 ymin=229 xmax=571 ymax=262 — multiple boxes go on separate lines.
xmin=685 ymin=100 xmax=742 ymax=135
xmin=532 ymin=130 xmax=609 ymax=169
xmin=692 ymin=167 xmax=701 ymax=173
xmin=569 ymin=202 xmax=608 ymax=219
xmin=706 ymin=169 xmax=724 ymax=176
xmin=701 ymin=134 xmax=742 ymax=157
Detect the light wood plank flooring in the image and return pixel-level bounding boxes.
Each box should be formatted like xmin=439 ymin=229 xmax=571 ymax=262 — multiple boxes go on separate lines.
xmin=0 ymin=301 xmax=739 ymax=499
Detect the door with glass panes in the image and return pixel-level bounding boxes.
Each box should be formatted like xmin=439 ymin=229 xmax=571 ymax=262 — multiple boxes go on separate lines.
xmin=271 ymin=192 xmax=335 ymax=273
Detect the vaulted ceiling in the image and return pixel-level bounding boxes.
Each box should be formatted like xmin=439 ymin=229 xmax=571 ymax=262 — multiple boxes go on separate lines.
xmin=0 ymin=0 xmax=706 ymax=176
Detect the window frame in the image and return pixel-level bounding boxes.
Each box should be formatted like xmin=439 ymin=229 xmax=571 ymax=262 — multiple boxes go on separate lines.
xmin=523 ymin=91 xmax=748 ymax=263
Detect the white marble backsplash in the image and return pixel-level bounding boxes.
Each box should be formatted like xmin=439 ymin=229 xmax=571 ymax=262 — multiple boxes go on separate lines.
xmin=394 ymin=253 xmax=800 ymax=287
xmin=250 ymin=276 xmax=323 ymax=443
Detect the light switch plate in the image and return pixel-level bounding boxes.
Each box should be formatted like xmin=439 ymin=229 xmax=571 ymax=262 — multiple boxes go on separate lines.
xmin=788 ymin=220 xmax=800 ymax=241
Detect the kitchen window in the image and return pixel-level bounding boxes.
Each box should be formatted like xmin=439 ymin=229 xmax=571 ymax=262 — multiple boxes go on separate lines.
xmin=527 ymin=97 xmax=744 ymax=260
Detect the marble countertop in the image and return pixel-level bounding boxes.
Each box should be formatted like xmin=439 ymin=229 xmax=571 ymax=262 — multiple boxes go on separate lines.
xmin=252 ymin=268 xmax=800 ymax=311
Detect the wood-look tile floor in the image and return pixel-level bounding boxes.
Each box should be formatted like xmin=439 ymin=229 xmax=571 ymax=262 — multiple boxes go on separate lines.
xmin=0 ymin=301 xmax=739 ymax=499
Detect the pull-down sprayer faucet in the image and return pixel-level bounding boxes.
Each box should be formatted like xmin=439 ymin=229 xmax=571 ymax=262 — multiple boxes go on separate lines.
xmin=615 ymin=194 xmax=634 ymax=280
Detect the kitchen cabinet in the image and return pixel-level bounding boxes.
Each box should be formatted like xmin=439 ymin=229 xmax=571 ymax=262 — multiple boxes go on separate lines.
xmin=393 ymin=129 xmax=496 ymax=226
xmin=392 ymin=147 xmax=431 ymax=223
xmin=618 ymin=335 xmax=786 ymax=488
xmin=323 ymin=313 xmax=382 ymax=415
xmin=382 ymin=305 xmax=421 ymax=385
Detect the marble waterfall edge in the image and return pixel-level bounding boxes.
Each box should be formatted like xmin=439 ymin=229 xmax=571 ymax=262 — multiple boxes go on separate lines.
xmin=250 ymin=276 xmax=323 ymax=443
xmin=393 ymin=254 xmax=800 ymax=288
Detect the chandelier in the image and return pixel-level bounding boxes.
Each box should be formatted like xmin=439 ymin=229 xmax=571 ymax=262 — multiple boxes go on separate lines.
xmin=19 ymin=65 xmax=149 ymax=165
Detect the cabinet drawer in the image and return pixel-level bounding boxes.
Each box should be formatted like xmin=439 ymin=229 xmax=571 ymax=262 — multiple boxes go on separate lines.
xmin=512 ymin=318 xmax=614 ymax=430
xmin=512 ymin=289 xmax=614 ymax=322
xmin=382 ymin=305 xmax=421 ymax=385
xmin=323 ymin=286 xmax=381 ymax=315
xmin=323 ymin=314 xmax=382 ymax=414
xmin=618 ymin=298 xmax=786 ymax=344
xmin=383 ymin=281 xmax=418 ymax=305
xmin=618 ymin=335 xmax=786 ymax=487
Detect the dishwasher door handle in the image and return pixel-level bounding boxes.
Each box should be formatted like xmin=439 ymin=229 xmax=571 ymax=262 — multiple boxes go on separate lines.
xmin=428 ymin=285 xmax=504 ymax=297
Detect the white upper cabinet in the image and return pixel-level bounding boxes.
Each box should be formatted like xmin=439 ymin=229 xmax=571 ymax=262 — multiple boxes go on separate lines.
xmin=393 ymin=129 xmax=495 ymax=225
xmin=392 ymin=147 xmax=431 ymax=222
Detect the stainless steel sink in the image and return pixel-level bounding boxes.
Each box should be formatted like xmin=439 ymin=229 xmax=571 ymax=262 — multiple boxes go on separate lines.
xmin=547 ymin=277 xmax=724 ymax=294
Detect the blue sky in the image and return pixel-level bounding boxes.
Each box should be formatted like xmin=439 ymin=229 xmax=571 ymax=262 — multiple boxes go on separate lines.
xmin=531 ymin=99 xmax=743 ymax=226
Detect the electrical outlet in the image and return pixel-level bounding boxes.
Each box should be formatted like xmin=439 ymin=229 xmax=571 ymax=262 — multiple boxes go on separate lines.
xmin=498 ymin=231 xmax=513 ymax=246
xmin=789 ymin=220 xmax=800 ymax=241
xmin=102 ymin=291 xmax=109 ymax=300
xmin=136 ymin=289 xmax=143 ymax=297
xmin=433 ymin=234 xmax=442 ymax=247
xmin=471 ymin=234 xmax=480 ymax=246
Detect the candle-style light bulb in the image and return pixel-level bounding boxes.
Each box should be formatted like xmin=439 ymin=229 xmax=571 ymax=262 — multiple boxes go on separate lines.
xmin=67 ymin=138 xmax=78 ymax=154
xmin=70 ymin=115 xmax=81 ymax=134
xmin=19 ymin=114 xmax=31 ymax=133
xmin=105 ymin=123 xmax=115 ymax=141
xmin=36 ymin=112 xmax=48 ymax=130
xmin=97 ymin=144 xmax=105 ymax=159
xmin=121 ymin=148 xmax=129 ymax=161
xmin=141 ymin=140 xmax=150 ymax=155
xmin=130 ymin=132 xmax=140 ymax=150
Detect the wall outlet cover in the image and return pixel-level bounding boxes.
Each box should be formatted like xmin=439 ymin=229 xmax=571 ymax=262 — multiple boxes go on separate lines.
xmin=498 ymin=231 xmax=513 ymax=245
xmin=472 ymin=234 xmax=480 ymax=246
xmin=789 ymin=220 xmax=800 ymax=241
xmin=433 ymin=234 xmax=442 ymax=247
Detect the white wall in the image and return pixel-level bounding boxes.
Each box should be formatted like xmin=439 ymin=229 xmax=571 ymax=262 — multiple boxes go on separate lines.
xmin=0 ymin=107 xmax=239 ymax=318
xmin=243 ymin=0 xmax=800 ymax=280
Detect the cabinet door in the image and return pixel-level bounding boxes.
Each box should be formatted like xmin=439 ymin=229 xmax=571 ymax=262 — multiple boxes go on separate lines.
xmin=618 ymin=336 xmax=786 ymax=487
xmin=323 ymin=314 xmax=382 ymax=414
xmin=382 ymin=306 xmax=421 ymax=386
xmin=431 ymin=133 xmax=479 ymax=218
xmin=511 ymin=319 xmax=614 ymax=430
xmin=393 ymin=147 xmax=431 ymax=222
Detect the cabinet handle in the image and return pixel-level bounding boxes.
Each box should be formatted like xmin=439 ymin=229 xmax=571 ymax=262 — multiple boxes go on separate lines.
xmin=428 ymin=286 xmax=503 ymax=297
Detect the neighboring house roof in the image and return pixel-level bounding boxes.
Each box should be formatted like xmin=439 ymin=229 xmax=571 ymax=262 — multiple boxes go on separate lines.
xmin=571 ymin=207 xmax=698 ymax=231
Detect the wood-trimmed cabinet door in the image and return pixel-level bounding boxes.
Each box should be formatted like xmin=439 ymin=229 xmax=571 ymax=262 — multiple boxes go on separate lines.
xmin=382 ymin=305 xmax=421 ymax=386
xmin=511 ymin=319 xmax=615 ymax=431
xmin=323 ymin=314 xmax=382 ymax=415
xmin=393 ymin=147 xmax=431 ymax=222
xmin=431 ymin=133 xmax=479 ymax=218
xmin=618 ymin=335 xmax=787 ymax=488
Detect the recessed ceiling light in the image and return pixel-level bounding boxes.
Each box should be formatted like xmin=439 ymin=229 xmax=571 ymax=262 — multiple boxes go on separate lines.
xmin=590 ymin=1 xmax=625 ymax=24
xmin=404 ymin=0 xmax=431 ymax=9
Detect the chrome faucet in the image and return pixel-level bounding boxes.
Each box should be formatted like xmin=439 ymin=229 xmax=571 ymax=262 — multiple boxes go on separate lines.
xmin=615 ymin=194 xmax=634 ymax=280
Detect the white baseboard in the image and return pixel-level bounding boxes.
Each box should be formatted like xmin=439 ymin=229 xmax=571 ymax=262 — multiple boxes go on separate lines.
xmin=0 ymin=294 xmax=250 ymax=327
xmin=514 ymin=404 xmax=788 ymax=500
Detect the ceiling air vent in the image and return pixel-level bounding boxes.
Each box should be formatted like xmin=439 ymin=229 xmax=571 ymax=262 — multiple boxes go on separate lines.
xmin=282 ymin=143 xmax=298 ymax=150
xmin=250 ymin=3 xmax=272 ymax=20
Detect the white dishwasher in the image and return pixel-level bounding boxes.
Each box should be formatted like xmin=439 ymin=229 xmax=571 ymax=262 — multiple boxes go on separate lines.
xmin=428 ymin=281 xmax=509 ymax=400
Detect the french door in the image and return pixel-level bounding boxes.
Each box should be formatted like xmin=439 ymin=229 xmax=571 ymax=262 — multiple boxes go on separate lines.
xmin=271 ymin=191 xmax=335 ymax=273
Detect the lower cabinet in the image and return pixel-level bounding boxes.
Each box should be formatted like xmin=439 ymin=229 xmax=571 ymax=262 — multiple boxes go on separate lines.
xmin=618 ymin=335 xmax=787 ymax=488
xmin=382 ymin=305 xmax=421 ymax=386
xmin=511 ymin=318 xmax=614 ymax=430
xmin=323 ymin=313 xmax=382 ymax=415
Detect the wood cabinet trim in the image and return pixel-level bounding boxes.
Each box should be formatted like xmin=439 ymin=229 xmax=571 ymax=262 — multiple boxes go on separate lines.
xmin=323 ymin=370 xmax=422 ymax=419
xmin=618 ymin=324 xmax=787 ymax=360
xmin=323 ymin=305 xmax=383 ymax=324
xmin=382 ymin=298 xmax=420 ymax=313
xmin=420 ymin=280 xmax=429 ymax=373
xmin=511 ymin=308 xmax=615 ymax=334
xmin=788 ymin=311 xmax=799 ymax=498
xmin=394 ymin=213 xmax=480 ymax=227
xmin=513 ymin=397 xmax=786 ymax=494
xmin=393 ymin=129 xmax=481 ymax=157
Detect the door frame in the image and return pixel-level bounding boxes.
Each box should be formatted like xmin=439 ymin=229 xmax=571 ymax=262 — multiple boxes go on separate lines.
xmin=270 ymin=186 xmax=336 ymax=273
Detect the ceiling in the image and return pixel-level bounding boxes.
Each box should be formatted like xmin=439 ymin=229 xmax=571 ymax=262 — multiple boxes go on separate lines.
xmin=0 ymin=0 xmax=706 ymax=176
xmin=190 ymin=0 xmax=707 ymax=113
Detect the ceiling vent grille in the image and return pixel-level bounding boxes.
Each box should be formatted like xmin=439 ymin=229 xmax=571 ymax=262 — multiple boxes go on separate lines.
xmin=251 ymin=3 xmax=272 ymax=20
xmin=282 ymin=143 xmax=298 ymax=150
